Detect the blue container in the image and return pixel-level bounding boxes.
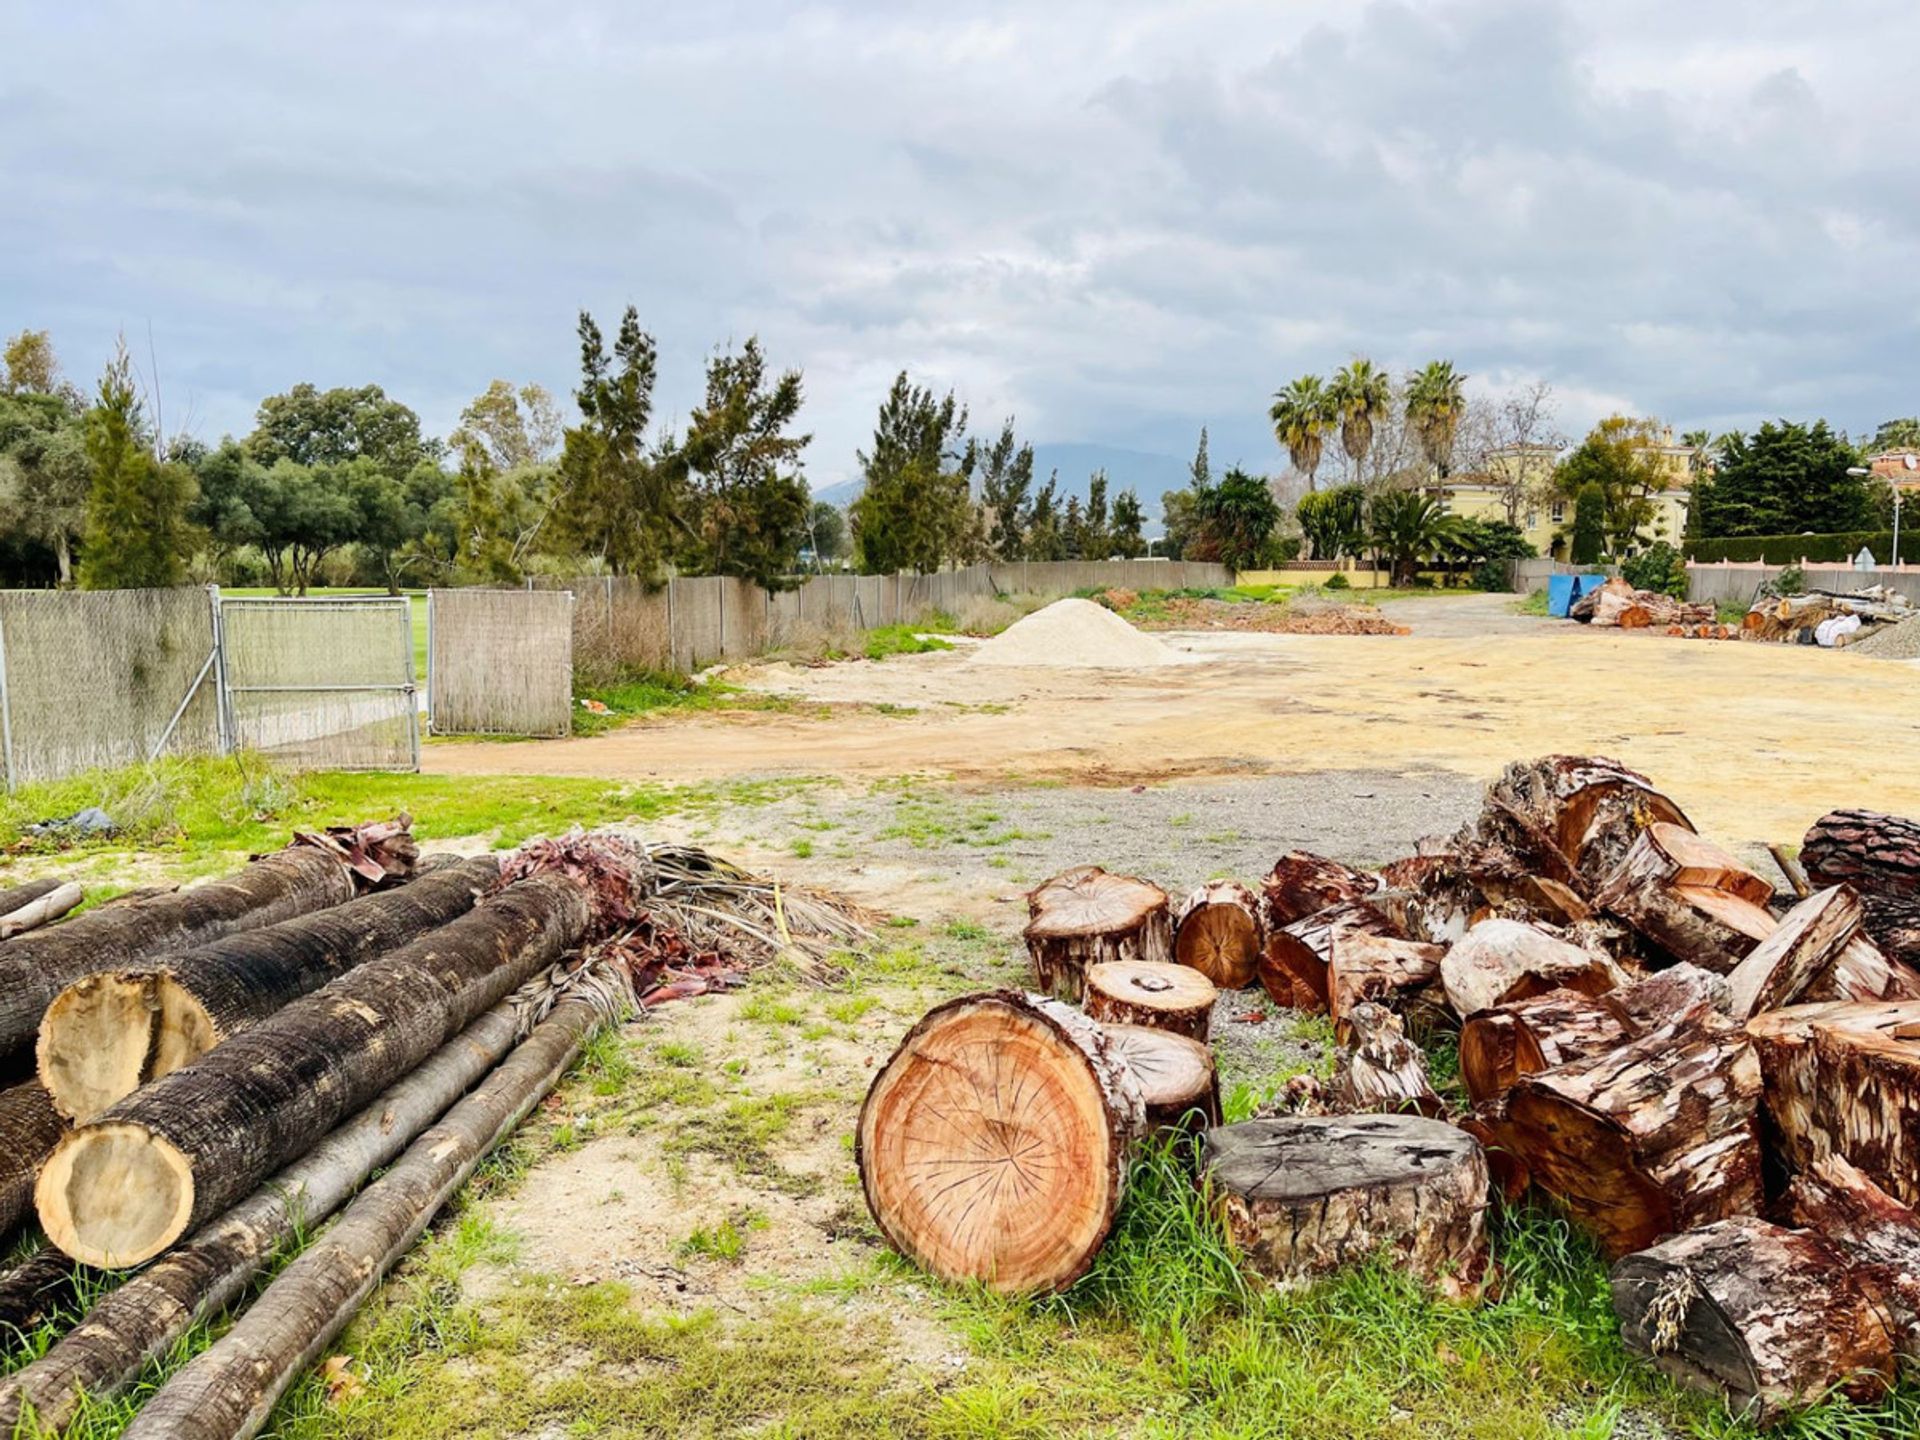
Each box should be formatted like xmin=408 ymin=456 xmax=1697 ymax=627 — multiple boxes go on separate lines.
xmin=1547 ymin=574 xmax=1577 ymax=617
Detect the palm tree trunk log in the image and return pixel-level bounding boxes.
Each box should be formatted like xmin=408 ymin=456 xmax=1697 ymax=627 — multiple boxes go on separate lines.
xmin=1802 ymin=808 xmax=1920 ymax=963
xmin=0 ymin=877 xmax=63 ymax=921
xmin=0 ymin=1245 xmax=81 ymax=1343
xmin=0 ymin=1079 xmax=63 ymax=1246
xmin=1023 ymin=867 xmax=1171 ymax=1004
xmin=0 ymin=881 xmax=82 ymax=940
xmin=1173 ymin=881 xmax=1263 ymax=988
xmin=1082 ymin=960 xmax=1216 ymax=1040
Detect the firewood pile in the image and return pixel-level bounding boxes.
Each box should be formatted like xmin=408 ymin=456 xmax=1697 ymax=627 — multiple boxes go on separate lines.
xmin=0 ymin=823 xmax=867 ymax=1439
xmin=856 ymin=755 xmax=1920 ymax=1424
xmin=1569 ymin=577 xmax=1728 ymax=637
xmin=1738 ymin=582 xmax=1915 ymax=647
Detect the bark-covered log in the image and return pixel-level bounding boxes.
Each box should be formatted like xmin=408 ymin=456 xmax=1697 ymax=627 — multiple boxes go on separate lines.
xmin=1747 ymin=999 xmax=1920 ymax=1207
xmin=1459 ymin=988 xmax=1628 ymax=1104
xmin=1329 ymin=1003 xmax=1442 ymax=1118
xmin=1611 ymin=1216 xmax=1893 ymax=1422
xmin=36 ymin=857 xmax=501 ymax=1123
xmin=1601 ymin=963 xmax=1731 ymax=1035
xmin=1458 ymin=1098 xmax=1529 ymax=1203
xmin=1503 ymin=1016 xmax=1763 ymax=1257
xmin=0 ymin=1079 xmax=64 ymax=1246
xmin=0 ymin=882 xmax=82 ymax=940
xmin=1781 ymin=1153 xmax=1920 ymax=1363
xmin=1327 ymin=934 xmax=1445 ymax=1036
xmin=1082 ymin=960 xmax=1216 ymax=1040
xmin=1440 ymin=918 xmax=1620 ymax=1019
xmin=0 ymin=876 xmax=63 ymax=922
xmin=121 ymin=994 xmax=609 ymax=1440
xmin=1173 ymin=881 xmax=1264 ymax=989
xmin=36 ymin=874 xmax=589 ymax=1269
xmin=1023 ymin=867 xmax=1172 ymax=1004
xmin=1595 ymin=825 xmax=1778 ymax=972
xmin=1259 ymin=852 xmax=1379 ymax=930
xmin=1803 ymin=808 xmax=1920 ymax=963
xmin=1805 ymin=935 xmax=1920 ymax=1005
xmin=0 ymin=1245 xmax=80 ymax=1343
xmin=1258 ymin=901 xmax=1428 ymax=1014
xmin=0 ymin=847 xmax=360 ymax=1076
xmin=1101 ymin=1023 xmax=1220 ymax=1131
xmin=1201 ymin=1114 xmax=1491 ymax=1300
xmin=1723 ymin=885 xmax=1863 ymax=1021
xmin=1470 ymin=755 xmax=1694 ymax=889
xmin=0 ymin=999 xmax=526 ymax=1435
xmin=1375 ymin=854 xmax=1485 ymax=945
xmin=857 ymin=990 xmax=1146 ymax=1294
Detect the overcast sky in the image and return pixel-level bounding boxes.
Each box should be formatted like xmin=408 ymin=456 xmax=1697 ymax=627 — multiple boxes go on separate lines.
xmin=2 ymin=0 xmax=1915 ymax=484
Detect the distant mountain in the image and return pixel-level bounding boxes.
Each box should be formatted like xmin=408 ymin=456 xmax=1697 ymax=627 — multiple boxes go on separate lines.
xmin=813 ymin=442 xmax=1196 ymax=529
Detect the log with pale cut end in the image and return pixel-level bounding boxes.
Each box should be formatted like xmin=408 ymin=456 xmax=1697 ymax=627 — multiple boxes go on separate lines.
xmin=1083 ymin=960 xmax=1216 ymax=1041
xmin=1201 ymin=1114 xmax=1491 ymax=1300
xmin=1375 ymin=854 xmax=1484 ymax=945
xmin=1459 ymin=988 xmax=1628 ymax=1104
xmin=0 ymin=881 xmax=82 ymax=940
xmin=36 ymin=875 xmax=589 ymax=1270
xmin=1102 ymin=1023 xmax=1220 ymax=1130
xmin=1327 ymin=932 xmax=1444 ymax=1035
xmin=857 ymin=990 xmax=1146 ymax=1294
xmin=1329 ymin=1002 xmax=1442 ymax=1118
xmin=0 ymin=1079 xmax=63 ymax=1245
xmin=1596 ymin=828 xmax=1778 ymax=972
xmin=35 ymin=856 xmax=501 ymax=1124
xmin=1747 ymin=999 xmax=1920 ymax=1207
xmin=1611 ymin=1216 xmax=1893 ymax=1422
xmin=1601 ymin=963 xmax=1730 ymax=1035
xmin=1612 ymin=823 xmax=1774 ymax=906
xmin=1782 ymin=1153 xmax=1920 ymax=1362
xmin=1440 ymin=918 xmax=1619 ymax=1019
xmin=1023 ymin=867 xmax=1171 ymax=1004
xmin=1802 ymin=808 xmax=1920 ymax=963
xmin=1722 ymin=884 xmax=1862 ymax=1021
xmin=1503 ymin=1016 xmax=1762 ymax=1258
xmin=1173 ymin=881 xmax=1263 ymax=989
xmin=1257 ymin=901 xmax=1400 ymax=1012
xmin=1472 ymin=754 xmax=1693 ymax=888
xmin=1259 ymin=851 xmax=1378 ymax=930
xmin=0 ymin=875 xmax=63 ymax=922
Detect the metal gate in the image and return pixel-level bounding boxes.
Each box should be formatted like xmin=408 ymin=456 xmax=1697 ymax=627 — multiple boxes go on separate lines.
xmin=215 ymin=596 xmax=419 ymax=771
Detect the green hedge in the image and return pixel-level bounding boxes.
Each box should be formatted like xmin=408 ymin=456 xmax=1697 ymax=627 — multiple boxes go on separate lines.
xmin=1686 ymin=531 xmax=1895 ymax=564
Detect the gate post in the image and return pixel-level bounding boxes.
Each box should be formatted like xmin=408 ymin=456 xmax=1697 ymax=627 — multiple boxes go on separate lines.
xmin=0 ymin=598 xmax=14 ymax=792
xmin=208 ymin=585 xmax=232 ymax=756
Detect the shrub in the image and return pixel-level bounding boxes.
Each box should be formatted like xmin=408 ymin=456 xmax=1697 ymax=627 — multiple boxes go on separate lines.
xmin=1620 ymin=542 xmax=1686 ymax=598
xmin=1686 ymin=531 xmax=1894 ymax=564
xmin=1323 ymin=572 xmax=1350 ymax=590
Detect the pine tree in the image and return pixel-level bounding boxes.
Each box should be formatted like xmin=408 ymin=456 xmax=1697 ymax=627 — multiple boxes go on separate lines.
xmin=79 ymin=340 xmax=191 ymax=589
xmin=848 ymin=373 xmax=972 ymax=574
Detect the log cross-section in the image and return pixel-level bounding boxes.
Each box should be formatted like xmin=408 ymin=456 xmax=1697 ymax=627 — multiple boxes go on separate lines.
xmin=1023 ymin=867 xmax=1172 ymax=1004
xmin=1172 ymin=881 xmax=1264 ymax=989
xmin=1100 ymin=1023 xmax=1220 ymax=1131
xmin=1082 ymin=960 xmax=1216 ymax=1040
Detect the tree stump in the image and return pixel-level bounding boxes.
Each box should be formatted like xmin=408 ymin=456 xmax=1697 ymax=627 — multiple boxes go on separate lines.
xmin=1611 ymin=1216 xmax=1893 ymax=1423
xmin=1259 ymin=852 xmax=1378 ymax=930
xmin=1595 ymin=826 xmax=1777 ymax=972
xmin=1023 ymin=867 xmax=1172 ymax=1004
xmin=1782 ymin=1153 xmax=1920 ymax=1363
xmin=1803 ymin=809 xmax=1920 ymax=964
xmin=1459 ymin=988 xmax=1627 ymax=1104
xmin=1723 ymin=885 xmax=1863 ymax=1021
xmin=1101 ymin=1023 xmax=1220 ymax=1130
xmin=1439 ymin=918 xmax=1619 ymax=1019
xmin=856 ymin=990 xmax=1146 ymax=1294
xmin=1329 ymin=1003 xmax=1442 ymax=1117
xmin=1083 ymin=961 xmax=1215 ymax=1040
xmin=1201 ymin=1114 xmax=1491 ymax=1300
xmin=1173 ymin=881 xmax=1264 ymax=989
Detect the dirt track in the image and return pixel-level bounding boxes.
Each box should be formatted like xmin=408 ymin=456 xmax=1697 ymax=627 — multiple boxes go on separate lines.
xmin=430 ymin=595 xmax=1920 ymax=850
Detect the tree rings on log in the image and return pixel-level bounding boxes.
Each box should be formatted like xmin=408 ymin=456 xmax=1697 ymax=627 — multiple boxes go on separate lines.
xmin=1083 ymin=960 xmax=1215 ymax=1040
xmin=1201 ymin=1114 xmax=1491 ymax=1301
xmin=856 ymin=991 xmax=1145 ymax=1294
xmin=1101 ymin=1023 xmax=1220 ymax=1130
xmin=1172 ymin=881 xmax=1263 ymax=989
xmin=1023 ymin=867 xmax=1172 ymax=1004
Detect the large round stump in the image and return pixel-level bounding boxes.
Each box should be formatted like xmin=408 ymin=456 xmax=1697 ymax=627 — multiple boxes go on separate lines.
xmin=1101 ymin=1023 xmax=1220 ymax=1130
xmin=1023 ymin=867 xmax=1172 ymax=1004
xmin=856 ymin=991 xmax=1146 ymax=1294
xmin=1083 ymin=960 xmax=1215 ymax=1040
xmin=1201 ymin=1114 xmax=1491 ymax=1300
xmin=1173 ymin=881 xmax=1263 ymax=989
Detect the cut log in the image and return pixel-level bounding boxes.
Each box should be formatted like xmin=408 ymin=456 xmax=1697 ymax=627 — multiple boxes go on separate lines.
xmin=36 ymin=874 xmax=589 ymax=1269
xmin=1259 ymin=851 xmax=1378 ymax=929
xmin=0 ymin=876 xmax=63 ymax=922
xmin=1471 ymin=754 xmax=1694 ymax=889
xmin=1723 ymin=885 xmax=1863 ymax=1021
xmin=1023 ymin=867 xmax=1171 ymax=1004
xmin=1101 ymin=1023 xmax=1220 ymax=1130
xmin=1781 ymin=1154 xmax=1920 ymax=1362
xmin=1611 ymin=1216 xmax=1893 ymax=1422
xmin=1201 ymin=1114 xmax=1491 ymax=1300
xmin=1440 ymin=918 xmax=1620 ymax=1019
xmin=1803 ymin=809 xmax=1920 ymax=963
xmin=1257 ymin=901 xmax=1399 ymax=1012
xmin=1459 ymin=988 xmax=1628 ymax=1104
xmin=1329 ymin=1003 xmax=1442 ymax=1117
xmin=1747 ymin=999 xmax=1920 ymax=1207
xmin=1805 ymin=934 xmax=1920 ymax=1005
xmin=1595 ymin=828 xmax=1778 ymax=972
xmin=1608 ymin=823 xmax=1774 ymax=906
xmin=0 ymin=997 xmax=528 ymax=1435
xmin=0 ymin=846 xmax=361 ymax=1076
xmin=856 ymin=990 xmax=1145 ymax=1294
xmin=1375 ymin=854 xmax=1484 ymax=945
xmin=1503 ymin=1016 xmax=1763 ymax=1257
xmin=1082 ymin=960 xmax=1216 ymax=1041
xmin=0 ymin=881 xmax=82 ymax=940
xmin=35 ymin=856 xmax=501 ymax=1123
xmin=119 ymin=993 xmax=611 ymax=1440
xmin=1601 ymin=963 xmax=1731 ymax=1035
xmin=1458 ymin=1098 xmax=1529 ymax=1203
xmin=1327 ymin=935 xmax=1445 ymax=1035
xmin=1172 ymin=881 xmax=1263 ymax=989
xmin=0 ymin=1245 xmax=80 ymax=1342
xmin=0 ymin=1079 xmax=64 ymax=1246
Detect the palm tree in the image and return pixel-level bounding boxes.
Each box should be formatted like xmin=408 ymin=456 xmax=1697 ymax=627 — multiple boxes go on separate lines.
xmin=1327 ymin=359 xmax=1392 ymax=480
xmin=1367 ymin=487 xmax=1464 ymax=586
xmin=1405 ymin=360 xmax=1467 ymax=478
xmin=1269 ymin=374 xmax=1334 ymax=491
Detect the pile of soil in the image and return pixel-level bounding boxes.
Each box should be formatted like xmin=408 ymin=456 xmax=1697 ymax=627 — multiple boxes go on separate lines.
xmin=969 ymin=598 xmax=1179 ymax=669
xmin=1114 ymin=593 xmax=1407 ymax=636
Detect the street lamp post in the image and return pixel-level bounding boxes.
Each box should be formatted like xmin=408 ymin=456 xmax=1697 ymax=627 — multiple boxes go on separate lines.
xmin=1851 ymin=465 xmax=1908 ymax=568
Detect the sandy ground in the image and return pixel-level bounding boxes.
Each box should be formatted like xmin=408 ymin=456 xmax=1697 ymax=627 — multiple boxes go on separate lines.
xmin=431 ymin=595 xmax=1920 ymax=852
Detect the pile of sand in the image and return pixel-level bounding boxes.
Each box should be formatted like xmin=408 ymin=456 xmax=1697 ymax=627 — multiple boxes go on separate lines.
xmin=969 ymin=598 xmax=1179 ymax=669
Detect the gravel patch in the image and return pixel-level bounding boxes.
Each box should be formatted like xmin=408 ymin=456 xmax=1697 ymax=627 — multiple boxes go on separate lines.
xmin=1848 ymin=615 xmax=1920 ymax=659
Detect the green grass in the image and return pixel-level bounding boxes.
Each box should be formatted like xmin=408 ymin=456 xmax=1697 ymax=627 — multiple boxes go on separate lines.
xmin=1516 ymin=588 xmax=1551 ymax=616
xmin=570 ymin=670 xmax=803 ymax=736
xmin=861 ymin=624 xmax=954 ymax=661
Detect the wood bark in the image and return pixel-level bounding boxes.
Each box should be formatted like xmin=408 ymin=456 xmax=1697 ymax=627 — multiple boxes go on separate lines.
xmin=1803 ymin=935 xmax=1920 ymax=1005
xmin=1802 ymin=808 xmax=1920 ymax=963
xmin=1440 ymin=918 xmax=1619 ymax=1019
xmin=0 ymin=999 xmax=525 ymax=1436
xmin=1374 ymin=854 xmax=1484 ymax=945
xmin=35 ymin=856 xmax=501 ymax=1123
xmin=1594 ymin=824 xmax=1779 ymax=972
xmin=1459 ymin=988 xmax=1628 ymax=1104
xmin=1747 ymin=999 xmax=1920 ymax=1207
xmin=0 ymin=847 xmax=358 ymax=1077
xmin=1600 ymin=963 xmax=1731 ymax=1035
xmin=1502 ymin=1015 xmax=1764 ymax=1257
xmin=1329 ymin=1003 xmax=1442 ymax=1118
xmin=1458 ymin=1098 xmax=1529 ymax=1203
xmin=0 ymin=876 xmax=63 ymax=922
xmin=1173 ymin=881 xmax=1263 ymax=989
xmin=0 ymin=1079 xmax=64 ymax=1246
xmin=856 ymin=990 xmax=1146 ymax=1294
xmin=1472 ymin=754 xmax=1694 ymax=889
xmin=0 ymin=882 xmax=82 ymax=940
xmin=1258 ymin=901 xmax=1437 ymax=1018
xmin=1201 ymin=1114 xmax=1491 ymax=1301
xmin=1101 ymin=1023 xmax=1220 ymax=1130
xmin=1781 ymin=1153 xmax=1920 ymax=1363
xmin=1722 ymin=884 xmax=1862 ymax=1021
xmin=1023 ymin=867 xmax=1172 ymax=1004
xmin=1611 ymin=1216 xmax=1893 ymax=1422
xmin=36 ymin=874 xmax=589 ymax=1269
xmin=121 ymin=994 xmax=609 ymax=1440
xmin=0 ymin=1245 xmax=80 ymax=1342
xmin=1082 ymin=960 xmax=1216 ymax=1041
xmin=1259 ymin=851 xmax=1378 ymax=930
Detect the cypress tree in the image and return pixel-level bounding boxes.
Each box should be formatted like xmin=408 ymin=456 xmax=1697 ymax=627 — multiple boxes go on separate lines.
xmin=1570 ymin=482 xmax=1606 ymax=565
xmin=79 ymin=341 xmax=191 ymax=590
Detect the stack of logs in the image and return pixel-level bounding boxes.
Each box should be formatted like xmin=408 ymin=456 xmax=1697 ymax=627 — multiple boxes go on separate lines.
xmin=856 ymin=756 xmax=1920 ymax=1424
xmin=1570 ymin=577 xmax=1724 ymax=636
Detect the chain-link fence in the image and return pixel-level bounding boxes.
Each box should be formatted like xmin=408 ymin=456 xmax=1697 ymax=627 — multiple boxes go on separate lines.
xmin=428 ymin=589 xmax=573 ymax=737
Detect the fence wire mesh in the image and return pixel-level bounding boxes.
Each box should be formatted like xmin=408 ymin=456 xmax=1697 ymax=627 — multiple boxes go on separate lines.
xmin=429 ymin=589 xmax=573 ymax=737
